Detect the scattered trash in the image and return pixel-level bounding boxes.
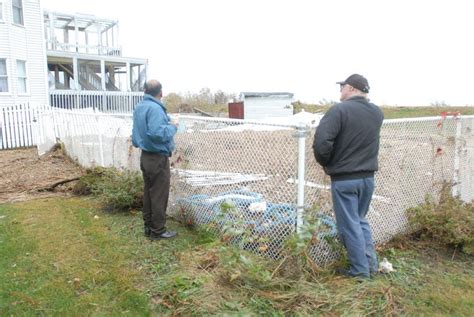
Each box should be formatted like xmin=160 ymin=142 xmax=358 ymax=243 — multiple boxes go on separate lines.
xmin=379 ymin=257 xmax=395 ymax=273
xmin=249 ymin=201 xmax=267 ymax=213
xmin=94 ymin=215 xmax=99 ymax=219
xmin=176 ymin=189 xmax=337 ymax=238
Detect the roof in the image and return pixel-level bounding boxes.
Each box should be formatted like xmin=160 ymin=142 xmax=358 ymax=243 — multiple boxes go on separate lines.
xmin=240 ymin=92 xmax=294 ymax=98
xmin=43 ymin=10 xmax=118 ymax=32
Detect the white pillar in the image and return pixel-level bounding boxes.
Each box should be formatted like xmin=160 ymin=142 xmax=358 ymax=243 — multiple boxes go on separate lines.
xmin=100 ymin=60 xmax=106 ymax=111
xmin=116 ymin=22 xmax=120 ymax=54
xmin=49 ymin=12 xmax=55 ymax=50
xmin=73 ymin=57 xmax=80 ymax=108
xmin=63 ymin=27 xmax=68 ymax=45
xmin=143 ymin=61 xmax=149 ymax=84
xmin=85 ymin=31 xmax=89 ymax=54
xmin=74 ymin=17 xmax=79 ymax=52
xmin=126 ymin=62 xmax=131 ymax=91
xmin=112 ymin=23 xmax=116 ymax=48
xmin=97 ymin=23 xmax=102 ymax=54
xmin=73 ymin=57 xmax=79 ymax=90
xmin=100 ymin=60 xmax=106 ymax=91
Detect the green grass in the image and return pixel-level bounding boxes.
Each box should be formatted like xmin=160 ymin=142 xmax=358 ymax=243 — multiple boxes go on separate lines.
xmin=380 ymin=106 xmax=474 ymax=119
xmin=173 ymin=100 xmax=474 ymax=119
xmin=293 ymin=103 xmax=474 ymax=119
xmin=0 ymin=198 xmax=151 ymax=316
xmin=1 ymin=197 xmax=473 ymax=315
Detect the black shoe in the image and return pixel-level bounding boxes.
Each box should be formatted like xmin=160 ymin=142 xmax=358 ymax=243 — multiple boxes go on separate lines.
xmin=334 ymin=267 xmax=370 ymax=281
xmin=149 ymin=230 xmax=177 ymax=240
xmin=144 ymin=226 xmax=151 ymax=237
xmin=334 ymin=267 xmax=352 ymax=277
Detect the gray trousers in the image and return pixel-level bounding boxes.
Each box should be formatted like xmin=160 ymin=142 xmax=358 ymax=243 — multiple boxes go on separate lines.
xmin=140 ymin=151 xmax=170 ymax=234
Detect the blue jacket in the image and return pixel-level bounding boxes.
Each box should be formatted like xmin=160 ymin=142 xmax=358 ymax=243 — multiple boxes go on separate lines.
xmin=132 ymin=94 xmax=177 ymax=156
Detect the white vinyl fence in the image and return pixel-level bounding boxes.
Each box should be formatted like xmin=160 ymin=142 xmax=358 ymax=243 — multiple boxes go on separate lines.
xmin=1 ymin=92 xmax=142 ymax=150
xmin=0 ymin=104 xmax=51 ymax=150
xmin=36 ymin=109 xmax=474 ymax=265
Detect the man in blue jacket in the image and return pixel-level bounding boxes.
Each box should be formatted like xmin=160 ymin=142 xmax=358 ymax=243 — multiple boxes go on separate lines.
xmin=132 ymin=80 xmax=178 ymax=240
xmin=313 ymin=74 xmax=384 ymax=279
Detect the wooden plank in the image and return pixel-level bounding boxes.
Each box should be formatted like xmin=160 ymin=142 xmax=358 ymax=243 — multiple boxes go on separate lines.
xmin=12 ymin=105 xmax=20 ymax=148
xmin=0 ymin=108 xmax=6 ymax=149
xmin=18 ymin=105 xmax=24 ymax=147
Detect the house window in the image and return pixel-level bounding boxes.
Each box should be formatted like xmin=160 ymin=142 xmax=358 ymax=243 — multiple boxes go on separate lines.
xmin=12 ymin=0 xmax=23 ymax=25
xmin=0 ymin=59 xmax=8 ymax=92
xmin=17 ymin=60 xmax=27 ymax=93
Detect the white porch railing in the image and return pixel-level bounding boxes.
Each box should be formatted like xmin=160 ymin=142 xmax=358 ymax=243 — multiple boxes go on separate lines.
xmin=46 ymin=40 xmax=122 ymax=56
xmin=49 ymin=90 xmax=144 ymax=113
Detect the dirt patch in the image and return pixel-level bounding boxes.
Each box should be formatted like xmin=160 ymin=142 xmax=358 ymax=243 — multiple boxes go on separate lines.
xmin=0 ymin=146 xmax=84 ymax=203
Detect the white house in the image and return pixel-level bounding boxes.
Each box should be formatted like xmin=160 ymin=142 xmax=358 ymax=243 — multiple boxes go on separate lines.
xmin=240 ymin=92 xmax=294 ymax=120
xmin=0 ymin=0 xmax=148 ymax=150
xmin=43 ymin=9 xmax=147 ymax=111
xmin=0 ymin=0 xmax=148 ymax=110
xmin=0 ymin=0 xmax=48 ymax=106
xmin=43 ymin=10 xmax=147 ymax=93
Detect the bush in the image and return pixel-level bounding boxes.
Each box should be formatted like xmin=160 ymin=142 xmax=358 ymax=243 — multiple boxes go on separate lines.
xmin=407 ymin=185 xmax=474 ymax=254
xmin=73 ymin=167 xmax=107 ymax=195
xmin=74 ymin=167 xmax=143 ymax=212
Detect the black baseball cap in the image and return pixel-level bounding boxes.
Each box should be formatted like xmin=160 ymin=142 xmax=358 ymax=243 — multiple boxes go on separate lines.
xmin=336 ymin=74 xmax=370 ymax=93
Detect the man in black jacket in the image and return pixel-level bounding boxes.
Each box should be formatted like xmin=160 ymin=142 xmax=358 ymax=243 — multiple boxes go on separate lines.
xmin=313 ymin=74 xmax=384 ymax=279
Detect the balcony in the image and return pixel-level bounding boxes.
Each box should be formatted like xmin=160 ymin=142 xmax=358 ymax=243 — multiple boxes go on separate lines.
xmin=44 ymin=10 xmax=121 ymax=58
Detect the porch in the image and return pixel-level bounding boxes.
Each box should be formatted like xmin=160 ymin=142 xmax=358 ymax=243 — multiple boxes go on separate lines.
xmin=44 ymin=10 xmax=147 ymax=92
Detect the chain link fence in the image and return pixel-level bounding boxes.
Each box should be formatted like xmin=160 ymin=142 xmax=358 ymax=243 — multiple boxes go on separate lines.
xmin=37 ymin=109 xmax=474 ymax=265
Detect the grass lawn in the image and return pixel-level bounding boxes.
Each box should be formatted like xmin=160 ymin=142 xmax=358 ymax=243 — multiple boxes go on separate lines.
xmin=292 ymin=104 xmax=474 ymax=119
xmin=1 ymin=197 xmax=473 ymax=315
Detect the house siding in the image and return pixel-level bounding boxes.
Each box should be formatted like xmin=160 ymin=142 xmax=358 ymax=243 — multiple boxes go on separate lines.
xmin=0 ymin=0 xmax=47 ymax=107
xmin=243 ymin=97 xmax=293 ymax=120
xmin=0 ymin=1 xmax=12 ymax=103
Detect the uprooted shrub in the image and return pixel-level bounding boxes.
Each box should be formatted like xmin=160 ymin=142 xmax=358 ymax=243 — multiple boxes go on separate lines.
xmin=73 ymin=167 xmax=143 ymax=212
xmin=208 ymin=201 xmax=338 ymax=287
xmin=406 ymin=184 xmax=474 ymax=255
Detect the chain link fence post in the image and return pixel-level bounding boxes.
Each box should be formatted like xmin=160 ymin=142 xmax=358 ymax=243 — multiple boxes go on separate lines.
xmin=296 ymin=123 xmax=308 ymax=233
xmin=452 ymin=115 xmax=462 ymax=197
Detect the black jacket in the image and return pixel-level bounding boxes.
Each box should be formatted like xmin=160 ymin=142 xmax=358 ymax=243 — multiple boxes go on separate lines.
xmin=313 ymin=96 xmax=384 ymax=180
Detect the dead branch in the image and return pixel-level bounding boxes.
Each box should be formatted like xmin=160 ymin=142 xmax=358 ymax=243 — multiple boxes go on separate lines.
xmin=37 ymin=177 xmax=80 ymax=192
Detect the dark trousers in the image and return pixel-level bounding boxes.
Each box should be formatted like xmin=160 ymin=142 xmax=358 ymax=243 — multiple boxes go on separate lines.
xmin=331 ymin=177 xmax=378 ymax=277
xmin=140 ymin=151 xmax=170 ymax=235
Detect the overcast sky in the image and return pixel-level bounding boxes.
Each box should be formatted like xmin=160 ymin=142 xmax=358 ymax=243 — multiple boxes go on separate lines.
xmin=42 ymin=0 xmax=473 ymax=106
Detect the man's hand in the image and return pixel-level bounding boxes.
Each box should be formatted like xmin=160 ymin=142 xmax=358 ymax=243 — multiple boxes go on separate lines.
xmin=169 ymin=115 xmax=179 ymax=126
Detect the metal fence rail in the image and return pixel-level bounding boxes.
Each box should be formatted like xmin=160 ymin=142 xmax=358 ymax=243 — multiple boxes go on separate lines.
xmin=36 ymin=110 xmax=474 ymax=265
